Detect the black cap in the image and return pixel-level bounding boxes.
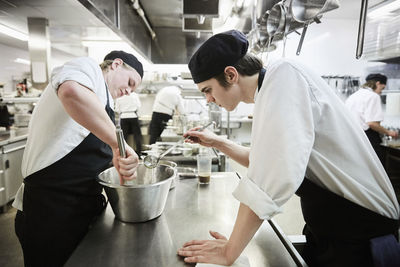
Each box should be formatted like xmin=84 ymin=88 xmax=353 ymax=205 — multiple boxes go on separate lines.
xmin=366 ymin=73 xmax=387 ymax=84
xmin=188 ymin=30 xmax=249 ymax=83
xmin=104 ymin=50 xmax=143 ymax=78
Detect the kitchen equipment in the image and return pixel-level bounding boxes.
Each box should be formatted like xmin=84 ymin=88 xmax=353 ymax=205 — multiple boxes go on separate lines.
xmin=0 ymin=138 xmax=26 ymax=211
xmin=197 ymin=153 xmax=212 ymax=184
xmin=158 ymin=160 xmax=178 ymax=189
xmin=143 ymin=121 xmax=214 ymax=169
xmin=177 ymin=166 xmax=197 ymax=178
xmin=97 ymin=162 xmax=176 ymax=222
xmin=290 ymin=0 xmax=340 ymax=55
xmin=115 ymin=111 xmax=126 ymax=158
xmin=266 ymin=2 xmax=286 ymax=49
xmin=356 ymin=0 xmax=368 ymax=59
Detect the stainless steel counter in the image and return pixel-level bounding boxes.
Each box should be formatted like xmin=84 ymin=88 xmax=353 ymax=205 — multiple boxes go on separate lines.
xmin=0 ymin=127 xmax=28 ymax=146
xmin=0 ymin=127 xmax=28 ymax=210
xmin=66 ymin=172 xmax=306 ymax=267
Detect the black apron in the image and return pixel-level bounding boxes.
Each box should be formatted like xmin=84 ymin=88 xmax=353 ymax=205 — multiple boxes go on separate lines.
xmin=296 ymin=179 xmax=399 ymax=267
xmin=15 ymin=86 xmax=114 ymax=267
xmin=148 ymin=111 xmax=172 ymax=145
xmin=257 ymin=68 xmax=399 ymax=267
xmin=365 ymin=128 xmax=385 ymax=164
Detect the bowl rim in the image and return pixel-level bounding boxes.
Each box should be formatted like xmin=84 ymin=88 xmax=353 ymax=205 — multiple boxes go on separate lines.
xmin=97 ymin=162 xmax=177 ymax=189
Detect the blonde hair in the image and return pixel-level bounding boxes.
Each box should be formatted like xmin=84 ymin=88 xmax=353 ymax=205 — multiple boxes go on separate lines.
xmin=99 ymin=59 xmax=134 ymax=72
xmin=362 ymin=80 xmax=377 ymax=90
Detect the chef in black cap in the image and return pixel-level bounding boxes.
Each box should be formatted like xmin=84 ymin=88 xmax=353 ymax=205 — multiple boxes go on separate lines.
xmin=178 ymin=30 xmax=400 ymax=266
xmin=346 ymin=73 xmax=398 ymax=163
xmin=13 ymin=50 xmax=143 ymax=266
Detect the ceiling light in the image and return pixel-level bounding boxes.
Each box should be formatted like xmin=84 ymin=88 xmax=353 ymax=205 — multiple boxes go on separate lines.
xmin=14 ymin=58 xmax=30 ymax=65
xmin=81 ymin=40 xmax=126 ymax=47
xmin=368 ymin=0 xmax=400 ymax=19
xmin=82 ymin=40 xmax=152 ymax=67
xmin=0 ymin=24 xmax=28 ymax=41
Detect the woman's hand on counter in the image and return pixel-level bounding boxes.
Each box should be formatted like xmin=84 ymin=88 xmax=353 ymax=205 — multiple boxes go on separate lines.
xmin=112 ymin=144 xmax=138 ymax=185
xmin=177 ymin=230 xmax=235 ymax=266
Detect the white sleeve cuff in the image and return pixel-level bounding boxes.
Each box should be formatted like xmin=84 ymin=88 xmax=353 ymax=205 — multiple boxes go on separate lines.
xmin=232 ymin=176 xmax=283 ymax=220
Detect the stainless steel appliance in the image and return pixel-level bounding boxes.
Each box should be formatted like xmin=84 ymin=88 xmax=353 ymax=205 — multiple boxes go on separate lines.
xmin=0 ymin=139 xmax=26 ymax=211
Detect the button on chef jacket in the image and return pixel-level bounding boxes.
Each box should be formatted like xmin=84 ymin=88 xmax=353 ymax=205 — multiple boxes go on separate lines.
xmin=13 ymin=57 xmax=113 ymax=211
xmin=344 ymin=87 xmax=384 ymax=131
xmin=232 ymin=59 xmax=399 ymax=220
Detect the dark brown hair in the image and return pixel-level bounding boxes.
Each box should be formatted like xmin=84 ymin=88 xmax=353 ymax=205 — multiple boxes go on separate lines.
xmin=214 ymin=54 xmax=263 ymax=88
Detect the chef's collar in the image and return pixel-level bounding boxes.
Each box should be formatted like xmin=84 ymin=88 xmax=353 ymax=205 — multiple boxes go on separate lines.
xmin=362 ymin=86 xmax=373 ymax=92
xmin=258 ymin=68 xmax=266 ymax=92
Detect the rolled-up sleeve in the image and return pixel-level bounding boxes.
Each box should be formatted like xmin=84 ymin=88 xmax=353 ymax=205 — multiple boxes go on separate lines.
xmin=364 ymin=94 xmax=383 ymax=123
xmin=51 ymin=57 xmax=98 ymax=93
xmin=233 ymin=61 xmax=318 ymax=220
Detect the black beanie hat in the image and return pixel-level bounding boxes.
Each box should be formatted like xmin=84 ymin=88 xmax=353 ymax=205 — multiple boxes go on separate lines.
xmin=188 ymin=30 xmax=249 ymax=84
xmin=104 ymin=50 xmax=143 ymax=78
xmin=366 ymin=73 xmax=387 ymax=84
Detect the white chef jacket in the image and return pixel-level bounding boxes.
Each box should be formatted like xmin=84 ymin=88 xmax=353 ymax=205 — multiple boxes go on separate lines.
xmin=344 ymin=87 xmax=384 ymax=131
xmin=233 ymin=59 xmax=399 ymax=220
xmin=13 ymin=57 xmax=112 ymax=211
xmin=152 ymin=86 xmax=185 ymax=115
xmin=115 ymin=93 xmax=141 ymax=119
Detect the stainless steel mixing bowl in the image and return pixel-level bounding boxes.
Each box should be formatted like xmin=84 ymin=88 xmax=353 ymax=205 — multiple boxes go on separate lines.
xmin=98 ymin=162 xmax=176 ymax=223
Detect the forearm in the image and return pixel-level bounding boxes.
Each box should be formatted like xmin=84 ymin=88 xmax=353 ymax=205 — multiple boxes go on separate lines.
xmin=214 ymin=138 xmax=250 ymax=167
xmin=58 ymin=81 xmax=118 ymax=149
xmin=225 ymin=203 xmax=263 ymax=264
xmin=368 ymin=121 xmax=389 ymax=135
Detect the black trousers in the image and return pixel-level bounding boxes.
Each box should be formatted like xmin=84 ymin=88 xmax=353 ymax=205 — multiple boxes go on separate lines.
xmin=296 ymin=178 xmax=399 ymax=267
xmin=365 ymin=128 xmax=384 ymax=165
xmin=148 ymin=112 xmax=172 ymax=145
xmin=121 ymin=117 xmax=142 ymax=156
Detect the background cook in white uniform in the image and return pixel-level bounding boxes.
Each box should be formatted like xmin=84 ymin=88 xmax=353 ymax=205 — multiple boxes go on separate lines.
xmin=152 ymin=85 xmax=185 ymax=116
xmin=345 ymin=87 xmax=384 ymax=131
xmin=345 ymin=74 xmax=398 ymax=163
xmin=148 ymin=85 xmax=186 ymax=144
xmin=115 ymin=92 xmax=143 ymax=155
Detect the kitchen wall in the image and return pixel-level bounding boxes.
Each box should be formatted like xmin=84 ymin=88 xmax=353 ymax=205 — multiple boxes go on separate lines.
xmin=0 ymin=43 xmax=30 ymax=94
xmin=0 ymin=43 xmax=76 ymax=94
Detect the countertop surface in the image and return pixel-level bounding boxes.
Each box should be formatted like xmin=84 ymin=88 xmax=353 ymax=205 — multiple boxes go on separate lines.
xmin=381 ymin=142 xmax=400 ymax=152
xmin=66 ymin=172 xmax=304 ymax=267
xmin=0 ymin=128 xmax=28 ymax=146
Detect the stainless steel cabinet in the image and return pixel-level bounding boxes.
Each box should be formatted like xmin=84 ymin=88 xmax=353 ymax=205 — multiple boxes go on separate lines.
xmin=0 ymin=139 xmax=26 ymax=209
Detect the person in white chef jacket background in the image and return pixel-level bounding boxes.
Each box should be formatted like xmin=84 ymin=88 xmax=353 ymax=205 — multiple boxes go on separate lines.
xmin=148 ymin=85 xmax=186 ymax=144
xmin=116 ymin=92 xmax=143 ymax=156
xmin=13 ymin=50 xmax=142 ymax=267
xmin=345 ymin=73 xmax=399 ymax=164
xmin=177 ymin=30 xmax=400 ymax=267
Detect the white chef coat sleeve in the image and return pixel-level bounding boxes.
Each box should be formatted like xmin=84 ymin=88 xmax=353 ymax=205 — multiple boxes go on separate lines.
xmin=233 ymin=61 xmax=318 ymax=220
xmin=51 ymin=57 xmax=99 ymax=94
xmin=364 ymin=93 xmax=384 ymax=123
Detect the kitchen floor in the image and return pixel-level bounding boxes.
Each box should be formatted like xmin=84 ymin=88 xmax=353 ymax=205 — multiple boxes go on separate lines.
xmin=0 ymin=204 xmax=23 ymax=267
